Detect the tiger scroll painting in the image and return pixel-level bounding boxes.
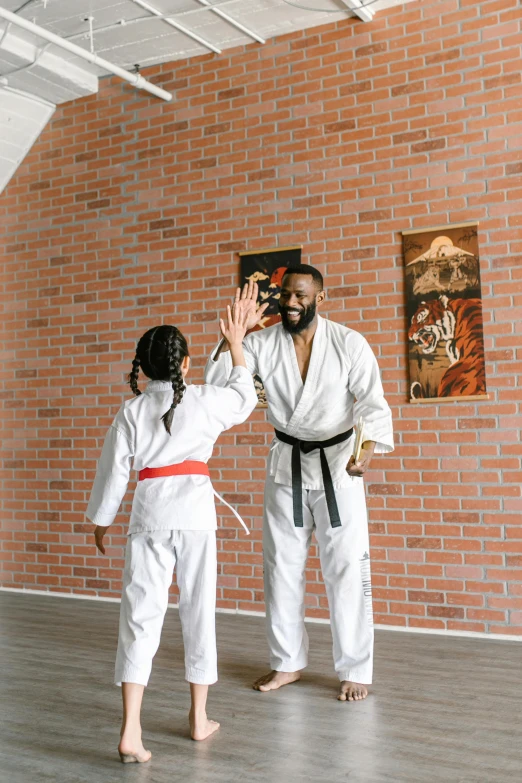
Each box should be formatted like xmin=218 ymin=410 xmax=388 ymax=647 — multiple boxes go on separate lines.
xmin=239 ymin=245 xmax=302 ymax=407
xmin=402 ymin=222 xmax=488 ymax=403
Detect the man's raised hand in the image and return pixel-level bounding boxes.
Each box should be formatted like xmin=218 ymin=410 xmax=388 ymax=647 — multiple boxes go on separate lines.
xmin=232 ymin=280 xmax=269 ymax=331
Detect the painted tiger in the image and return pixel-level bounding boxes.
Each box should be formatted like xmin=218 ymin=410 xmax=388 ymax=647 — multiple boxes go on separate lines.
xmin=408 ymin=295 xmax=486 ymax=398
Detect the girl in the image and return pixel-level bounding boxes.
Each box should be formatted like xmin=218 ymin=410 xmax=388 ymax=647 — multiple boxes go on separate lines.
xmin=86 ymin=304 xmax=257 ymax=762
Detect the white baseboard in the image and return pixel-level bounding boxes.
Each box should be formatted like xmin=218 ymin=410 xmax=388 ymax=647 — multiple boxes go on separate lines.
xmin=1 ymin=586 xmax=521 ymax=642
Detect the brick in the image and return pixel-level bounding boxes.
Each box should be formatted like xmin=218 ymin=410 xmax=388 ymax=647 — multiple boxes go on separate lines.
xmin=356 ymin=43 xmax=387 ymax=57
xmin=150 ymin=219 xmax=175 ymax=230
xmin=75 ymin=151 xmax=97 ymax=163
xmin=324 ymin=120 xmax=356 ymax=134
xmin=506 ymin=162 xmax=522 ymax=175
xmin=205 ymin=122 xmax=231 ymax=135
xmin=393 ymin=131 xmax=427 ymax=145
xmin=411 ymin=139 xmax=446 ymax=153
xmin=38 ymin=409 xmax=60 ymax=418
xmin=164 ymin=228 xmax=189 ymax=238
xmin=368 ymin=484 xmax=402 ymax=496
xmin=27 ymin=318 xmax=48 ymax=328
xmin=427 ymin=606 xmax=465 ymax=619
xmin=29 ymin=180 xmax=50 ymax=191
xmin=193 ymin=312 xmax=217 ymax=322
xmin=219 ymin=242 xmax=246 ymax=253
xmin=249 ymin=169 xmax=276 ymax=181
xmin=407 ymin=538 xmax=442 ymax=549
xmin=85 ymin=344 xmax=110 ymax=353
xmin=459 ymin=418 xmax=496 ymax=429
xmin=409 ymin=591 xmax=444 ymax=603
xmin=359 ymin=210 xmax=392 ymax=223
xmin=329 ymin=286 xmax=359 ymax=298
xmin=218 ymin=87 xmax=245 ymax=100
xmin=340 ymin=81 xmax=372 ymax=96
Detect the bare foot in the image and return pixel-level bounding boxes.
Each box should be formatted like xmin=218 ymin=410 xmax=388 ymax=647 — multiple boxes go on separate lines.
xmin=189 ymin=709 xmax=220 ymax=741
xmin=253 ymin=670 xmax=301 ymax=692
xmin=118 ymin=733 xmax=152 ymax=763
xmin=338 ymin=681 xmax=368 ymax=702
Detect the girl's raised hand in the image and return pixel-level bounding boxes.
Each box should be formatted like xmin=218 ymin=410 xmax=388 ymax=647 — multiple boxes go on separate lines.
xmin=220 ymin=303 xmax=249 ymax=347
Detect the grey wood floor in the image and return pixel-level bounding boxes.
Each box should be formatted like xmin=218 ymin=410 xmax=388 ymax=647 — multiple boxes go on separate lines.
xmin=1 ymin=592 xmax=521 ymax=783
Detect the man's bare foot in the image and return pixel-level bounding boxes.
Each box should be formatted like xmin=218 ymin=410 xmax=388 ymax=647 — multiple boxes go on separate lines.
xmin=118 ymin=732 xmax=152 ymax=763
xmin=253 ymin=670 xmax=301 ymax=692
xmin=189 ymin=709 xmax=220 ymax=741
xmin=338 ymin=681 xmax=368 ymax=702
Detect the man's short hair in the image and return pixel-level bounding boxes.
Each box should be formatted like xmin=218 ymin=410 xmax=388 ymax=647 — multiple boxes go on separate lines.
xmin=282 ymin=263 xmax=324 ymax=291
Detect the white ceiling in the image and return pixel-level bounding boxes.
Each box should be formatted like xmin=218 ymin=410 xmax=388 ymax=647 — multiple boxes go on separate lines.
xmin=0 ymin=0 xmax=418 ymax=195
xmin=0 ymin=0 xmax=418 ymax=76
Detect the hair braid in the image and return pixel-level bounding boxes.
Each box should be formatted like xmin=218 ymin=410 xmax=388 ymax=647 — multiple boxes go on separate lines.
xmin=128 ymin=353 xmax=142 ymax=396
xmin=160 ymin=330 xmax=186 ymax=435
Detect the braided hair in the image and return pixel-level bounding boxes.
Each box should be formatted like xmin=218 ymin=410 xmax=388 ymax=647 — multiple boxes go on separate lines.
xmin=128 ymin=325 xmax=189 ymax=435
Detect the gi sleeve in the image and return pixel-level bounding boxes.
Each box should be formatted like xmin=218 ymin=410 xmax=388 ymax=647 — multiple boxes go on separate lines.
xmin=86 ymin=414 xmax=134 ymax=527
xmin=348 ymin=337 xmax=394 ymax=454
xmin=204 ymin=333 xmax=258 ymax=387
xmin=206 ymin=365 xmax=258 ymax=431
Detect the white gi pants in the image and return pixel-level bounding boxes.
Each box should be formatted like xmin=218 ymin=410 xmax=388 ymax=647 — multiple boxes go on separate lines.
xmin=115 ymin=529 xmax=217 ymax=687
xmin=263 ymin=474 xmax=374 ymax=684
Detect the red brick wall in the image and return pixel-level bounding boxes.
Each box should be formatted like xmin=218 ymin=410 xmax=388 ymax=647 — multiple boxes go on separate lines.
xmin=1 ymin=0 xmax=522 ymax=634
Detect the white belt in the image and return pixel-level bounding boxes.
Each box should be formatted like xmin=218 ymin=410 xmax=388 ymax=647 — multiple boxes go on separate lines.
xmin=213 ymin=490 xmax=250 ymax=536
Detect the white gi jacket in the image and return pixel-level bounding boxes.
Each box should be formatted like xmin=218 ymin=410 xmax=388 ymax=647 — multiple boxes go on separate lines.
xmin=204 ymin=316 xmax=394 ymax=490
xmin=86 ymin=366 xmax=257 ymax=533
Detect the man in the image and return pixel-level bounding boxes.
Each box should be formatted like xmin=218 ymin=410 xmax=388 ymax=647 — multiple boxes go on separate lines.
xmin=205 ymin=264 xmax=393 ymax=701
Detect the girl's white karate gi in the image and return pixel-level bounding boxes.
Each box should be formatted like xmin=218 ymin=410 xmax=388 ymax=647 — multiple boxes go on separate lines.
xmin=205 ymin=316 xmax=394 ymax=684
xmin=86 ymin=367 xmax=258 ymax=687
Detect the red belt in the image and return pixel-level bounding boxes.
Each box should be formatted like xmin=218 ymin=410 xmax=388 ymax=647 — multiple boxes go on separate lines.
xmin=138 ymin=461 xmax=210 ymax=481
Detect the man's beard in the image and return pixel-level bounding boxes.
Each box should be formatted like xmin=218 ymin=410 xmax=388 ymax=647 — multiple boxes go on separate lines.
xmin=279 ymin=300 xmax=317 ymax=334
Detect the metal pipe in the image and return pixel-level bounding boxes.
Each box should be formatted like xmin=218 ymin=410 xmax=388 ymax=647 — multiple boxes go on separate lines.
xmin=0 ymin=5 xmax=172 ymax=101
xmin=130 ymin=0 xmax=222 ymax=54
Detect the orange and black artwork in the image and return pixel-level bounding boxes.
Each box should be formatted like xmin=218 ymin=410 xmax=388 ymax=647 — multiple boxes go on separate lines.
xmin=239 ymin=245 xmax=302 ymax=407
xmin=402 ymin=222 xmax=487 ymax=403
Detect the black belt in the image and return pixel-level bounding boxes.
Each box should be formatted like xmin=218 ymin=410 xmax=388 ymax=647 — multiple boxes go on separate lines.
xmin=274 ymin=428 xmax=354 ymax=528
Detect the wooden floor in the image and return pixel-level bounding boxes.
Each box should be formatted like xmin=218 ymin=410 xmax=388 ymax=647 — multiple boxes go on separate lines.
xmin=1 ymin=592 xmax=521 ymax=783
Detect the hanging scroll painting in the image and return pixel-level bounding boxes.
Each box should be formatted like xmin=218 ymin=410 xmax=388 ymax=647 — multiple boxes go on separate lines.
xmin=239 ymin=245 xmax=302 ymax=407
xmin=402 ymin=222 xmax=488 ymax=403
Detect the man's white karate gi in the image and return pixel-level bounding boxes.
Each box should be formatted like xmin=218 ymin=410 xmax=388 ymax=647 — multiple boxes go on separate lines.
xmin=205 ymin=271 xmax=393 ymax=699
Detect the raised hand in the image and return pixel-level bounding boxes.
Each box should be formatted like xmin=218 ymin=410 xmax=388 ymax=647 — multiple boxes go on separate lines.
xmin=220 ymin=303 xmax=250 ymax=348
xmin=232 ymin=280 xmax=269 ymax=331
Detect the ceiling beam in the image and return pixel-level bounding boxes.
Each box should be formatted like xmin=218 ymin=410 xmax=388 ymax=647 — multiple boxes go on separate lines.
xmin=196 ymin=0 xmax=265 ymax=44
xmin=341 ymin=0 xmax=375 ymax=23
xmin=129 ymin=0 xmax=222 ymax=55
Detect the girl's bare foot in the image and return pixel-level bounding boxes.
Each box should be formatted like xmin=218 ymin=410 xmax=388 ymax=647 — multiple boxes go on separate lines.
xmin=189 ymin=709 xmax=220 ymax=741
xmin=253 ymin=670 xmax=301 ymax=692
xmin=118 ymin=732 xmax=152 ymax=763
xmin=338 ymin=681 xmax=368 ymax=701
